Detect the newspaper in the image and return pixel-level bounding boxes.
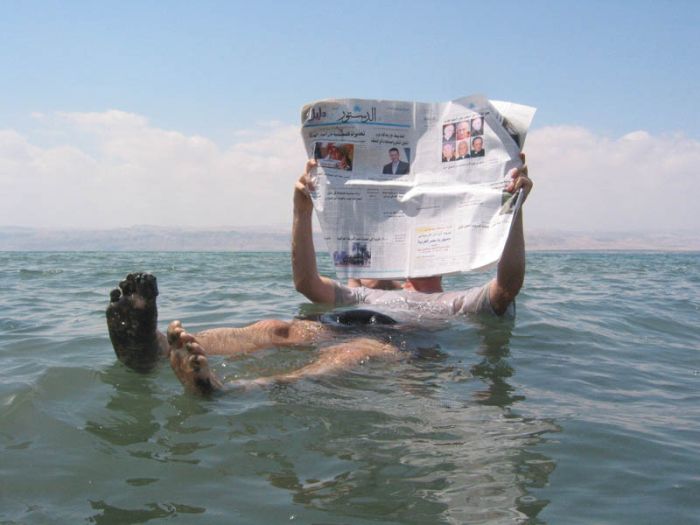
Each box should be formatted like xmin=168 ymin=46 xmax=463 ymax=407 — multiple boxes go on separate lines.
xmin=300 ymin=95 xmax=536 ymax=279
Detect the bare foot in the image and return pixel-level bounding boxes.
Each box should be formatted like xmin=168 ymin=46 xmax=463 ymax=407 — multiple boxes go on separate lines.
xmin=106 ymin=272 xmax=168 ymax=372
xmin=167 ymin=321 xmax=225 ymax=396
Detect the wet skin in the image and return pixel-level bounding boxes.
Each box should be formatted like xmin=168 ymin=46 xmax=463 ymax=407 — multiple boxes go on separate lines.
xmin=167 ymin=320 xmax=225 ymax=395
xmin=106 ymin=272 xmax=404 ymax=396
xmin=106 ymin=273 xmax=168 ymax=372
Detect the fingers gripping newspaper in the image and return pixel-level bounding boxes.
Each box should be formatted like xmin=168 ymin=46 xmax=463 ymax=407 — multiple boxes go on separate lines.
xmin=300 ymin=95 xmax=536 ymax=279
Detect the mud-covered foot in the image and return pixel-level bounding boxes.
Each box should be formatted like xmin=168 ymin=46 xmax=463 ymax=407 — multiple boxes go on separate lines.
xmin=168 ymin=321 xmax=225 ymax=396
xmin=106 ymin=272 xmax=168 ymax=372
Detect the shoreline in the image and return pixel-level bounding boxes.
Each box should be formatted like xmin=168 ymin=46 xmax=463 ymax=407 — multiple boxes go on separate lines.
xmin=2 ymin=226 xmax=699 ymax=252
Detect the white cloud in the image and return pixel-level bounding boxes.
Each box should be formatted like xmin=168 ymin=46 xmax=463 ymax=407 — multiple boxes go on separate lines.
xmin=1 ymin=113 xmax=698 ymax=232
xmin=525 ymin=126 xmax=700 ymax=232
xmin=0 ymin=111 xmax=306 ymax=228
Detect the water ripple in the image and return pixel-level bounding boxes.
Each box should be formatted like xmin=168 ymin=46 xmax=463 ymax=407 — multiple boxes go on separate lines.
xmin=0 ymin=251 xmax=698 ymax=524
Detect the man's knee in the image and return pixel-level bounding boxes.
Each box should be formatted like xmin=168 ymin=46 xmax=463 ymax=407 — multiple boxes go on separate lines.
xmin=254 ymin=320 xmax=292 ymax=340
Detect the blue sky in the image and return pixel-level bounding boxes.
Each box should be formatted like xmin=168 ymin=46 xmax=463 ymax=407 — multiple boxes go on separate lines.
xmin=3 ymin=1 xmax=698 ymax=140
xmin=1 ymin=1 xmax=699 ymax=230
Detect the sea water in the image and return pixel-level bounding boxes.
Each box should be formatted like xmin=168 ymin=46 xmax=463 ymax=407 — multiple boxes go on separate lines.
xmin=0 ymin=251 xmax=698 ymax=524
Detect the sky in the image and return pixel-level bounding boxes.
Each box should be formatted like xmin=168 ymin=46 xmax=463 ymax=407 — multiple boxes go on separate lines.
xmin=1 ymin=0 xmax=699 ymax=232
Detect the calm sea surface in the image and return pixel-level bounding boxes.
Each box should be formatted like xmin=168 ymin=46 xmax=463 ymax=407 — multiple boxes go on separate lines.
xmin=0 ymin=251 xmax=698 ymax=525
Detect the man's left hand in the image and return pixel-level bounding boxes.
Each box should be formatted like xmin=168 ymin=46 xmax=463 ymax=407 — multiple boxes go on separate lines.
xmin=506 ymin=152 xmax=532 ymax=201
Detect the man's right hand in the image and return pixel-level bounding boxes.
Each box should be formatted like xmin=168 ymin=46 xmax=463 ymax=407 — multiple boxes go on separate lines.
xmin=294 ymin=159 xmax=317 ymax=214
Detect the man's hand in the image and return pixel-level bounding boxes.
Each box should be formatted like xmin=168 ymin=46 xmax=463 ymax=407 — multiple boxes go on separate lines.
xmin=505 ymin=152 xmax=532 ymax=201
xmin=294 ymin=159 xmax=317 ymax=214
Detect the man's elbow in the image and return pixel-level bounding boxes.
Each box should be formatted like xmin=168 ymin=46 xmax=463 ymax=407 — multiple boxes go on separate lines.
xmin=294 ymin=276 xmax=313 ymax=297
xmin=490 ymin=279 xmax=523 ymax=316
xmin=501 ymin=281 xmax=523 ymax=307
xmin=294 ymin=277 xmax=327 ymax=304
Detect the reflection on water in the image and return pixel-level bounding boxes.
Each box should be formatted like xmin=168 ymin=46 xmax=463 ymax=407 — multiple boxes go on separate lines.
xmin=464 ymin=318 xmax=559 ymax=523
xmin=0 ymin=252 xmax=570 ymax=524
xmin=88 ymin=500 xmax=206 ymax=525
xmin=85 ymin=365 xmax=163 ymax=447
xmin=1 ymin=251 xmax=697 ymax=523
xmin=208 ymin=316 xmax=558 ymax=524
xmin=88 ymin=364 xmax=215 ymax=462
xmin=86 ymin=314 xmax=559 ymax=524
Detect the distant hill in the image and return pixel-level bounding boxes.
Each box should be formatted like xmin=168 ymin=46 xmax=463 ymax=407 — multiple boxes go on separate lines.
xmin=0 ymin=226 xmax=298 ymax=251
xmin=0 ymin=226 xmax=698 ymax=252
xmin=526 ymin=229 xmax=700 ymax=252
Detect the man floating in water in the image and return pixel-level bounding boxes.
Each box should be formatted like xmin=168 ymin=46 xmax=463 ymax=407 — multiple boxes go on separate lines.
xmin=106 ymin=156 xmax=531 ymax=396
xmin=107 ymin=272 xmax=404 ymax=395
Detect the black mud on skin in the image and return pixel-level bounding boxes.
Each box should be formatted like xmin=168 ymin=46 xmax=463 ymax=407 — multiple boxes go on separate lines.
xmin=106 ymin=272 xmax=162 ymax=372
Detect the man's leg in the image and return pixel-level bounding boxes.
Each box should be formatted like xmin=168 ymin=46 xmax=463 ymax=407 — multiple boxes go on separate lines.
xmin=194 ymin=319 xmax=330 ymax=356
xmin=167 ymin=321 xmax=403 ymax=396
xmin=106 ymin=273 xmax=331 ymax=372
xmin=258 ymin=336 xmax=402 ymax=384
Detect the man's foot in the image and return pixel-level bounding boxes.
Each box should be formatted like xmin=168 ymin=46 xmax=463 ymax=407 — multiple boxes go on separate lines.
xmin=106 ymin=272 xmax=168 ymax=372
xmin=168 ymin=321 xmax=225 ymax=396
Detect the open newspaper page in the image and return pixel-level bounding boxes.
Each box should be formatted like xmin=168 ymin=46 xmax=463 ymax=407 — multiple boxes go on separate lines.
xmin=300 ymin=95 xmax=536 ymax=279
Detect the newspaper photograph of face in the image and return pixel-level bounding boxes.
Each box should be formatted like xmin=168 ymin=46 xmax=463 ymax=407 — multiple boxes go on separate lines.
xmin=441 ymin=114 xmax=486 ymax=162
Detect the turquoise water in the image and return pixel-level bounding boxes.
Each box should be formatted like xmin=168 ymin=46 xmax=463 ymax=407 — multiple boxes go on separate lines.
xmin=0 ymin=251 xmax=698 ymax=524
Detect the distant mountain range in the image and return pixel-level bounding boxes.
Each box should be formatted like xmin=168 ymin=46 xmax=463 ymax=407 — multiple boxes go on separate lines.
xmin=1 ymin=226 xmax=698 ymax=252
xmin=526 ymin=229 xmax=700 ymax=252
xmin=0 ymin=225 xmax=295 ymax=251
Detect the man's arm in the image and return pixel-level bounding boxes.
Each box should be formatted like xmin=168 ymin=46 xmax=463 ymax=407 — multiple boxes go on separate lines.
xmin=292 ymin=160 xmax=338 ymax=304
xmin=489 ymin=153 xmax=532 ymax=316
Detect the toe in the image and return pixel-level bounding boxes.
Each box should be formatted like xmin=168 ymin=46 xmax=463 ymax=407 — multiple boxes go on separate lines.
xmin=136 ymin=273 xmax=159 ymax=299
xmin=119 ymin=276 xmax=135 ymax=296
xmin=168 ymin=327 xmax=185 ymax=346
xmin=188 ymin=354 xmax=203 ymax=372
xmin=180 ymin=332 xmax=198 ymax=347
xmin=185 ymin=340 xmax=204 ymax=356
xmin=167 ymin=321 xmax=183 ymax=344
